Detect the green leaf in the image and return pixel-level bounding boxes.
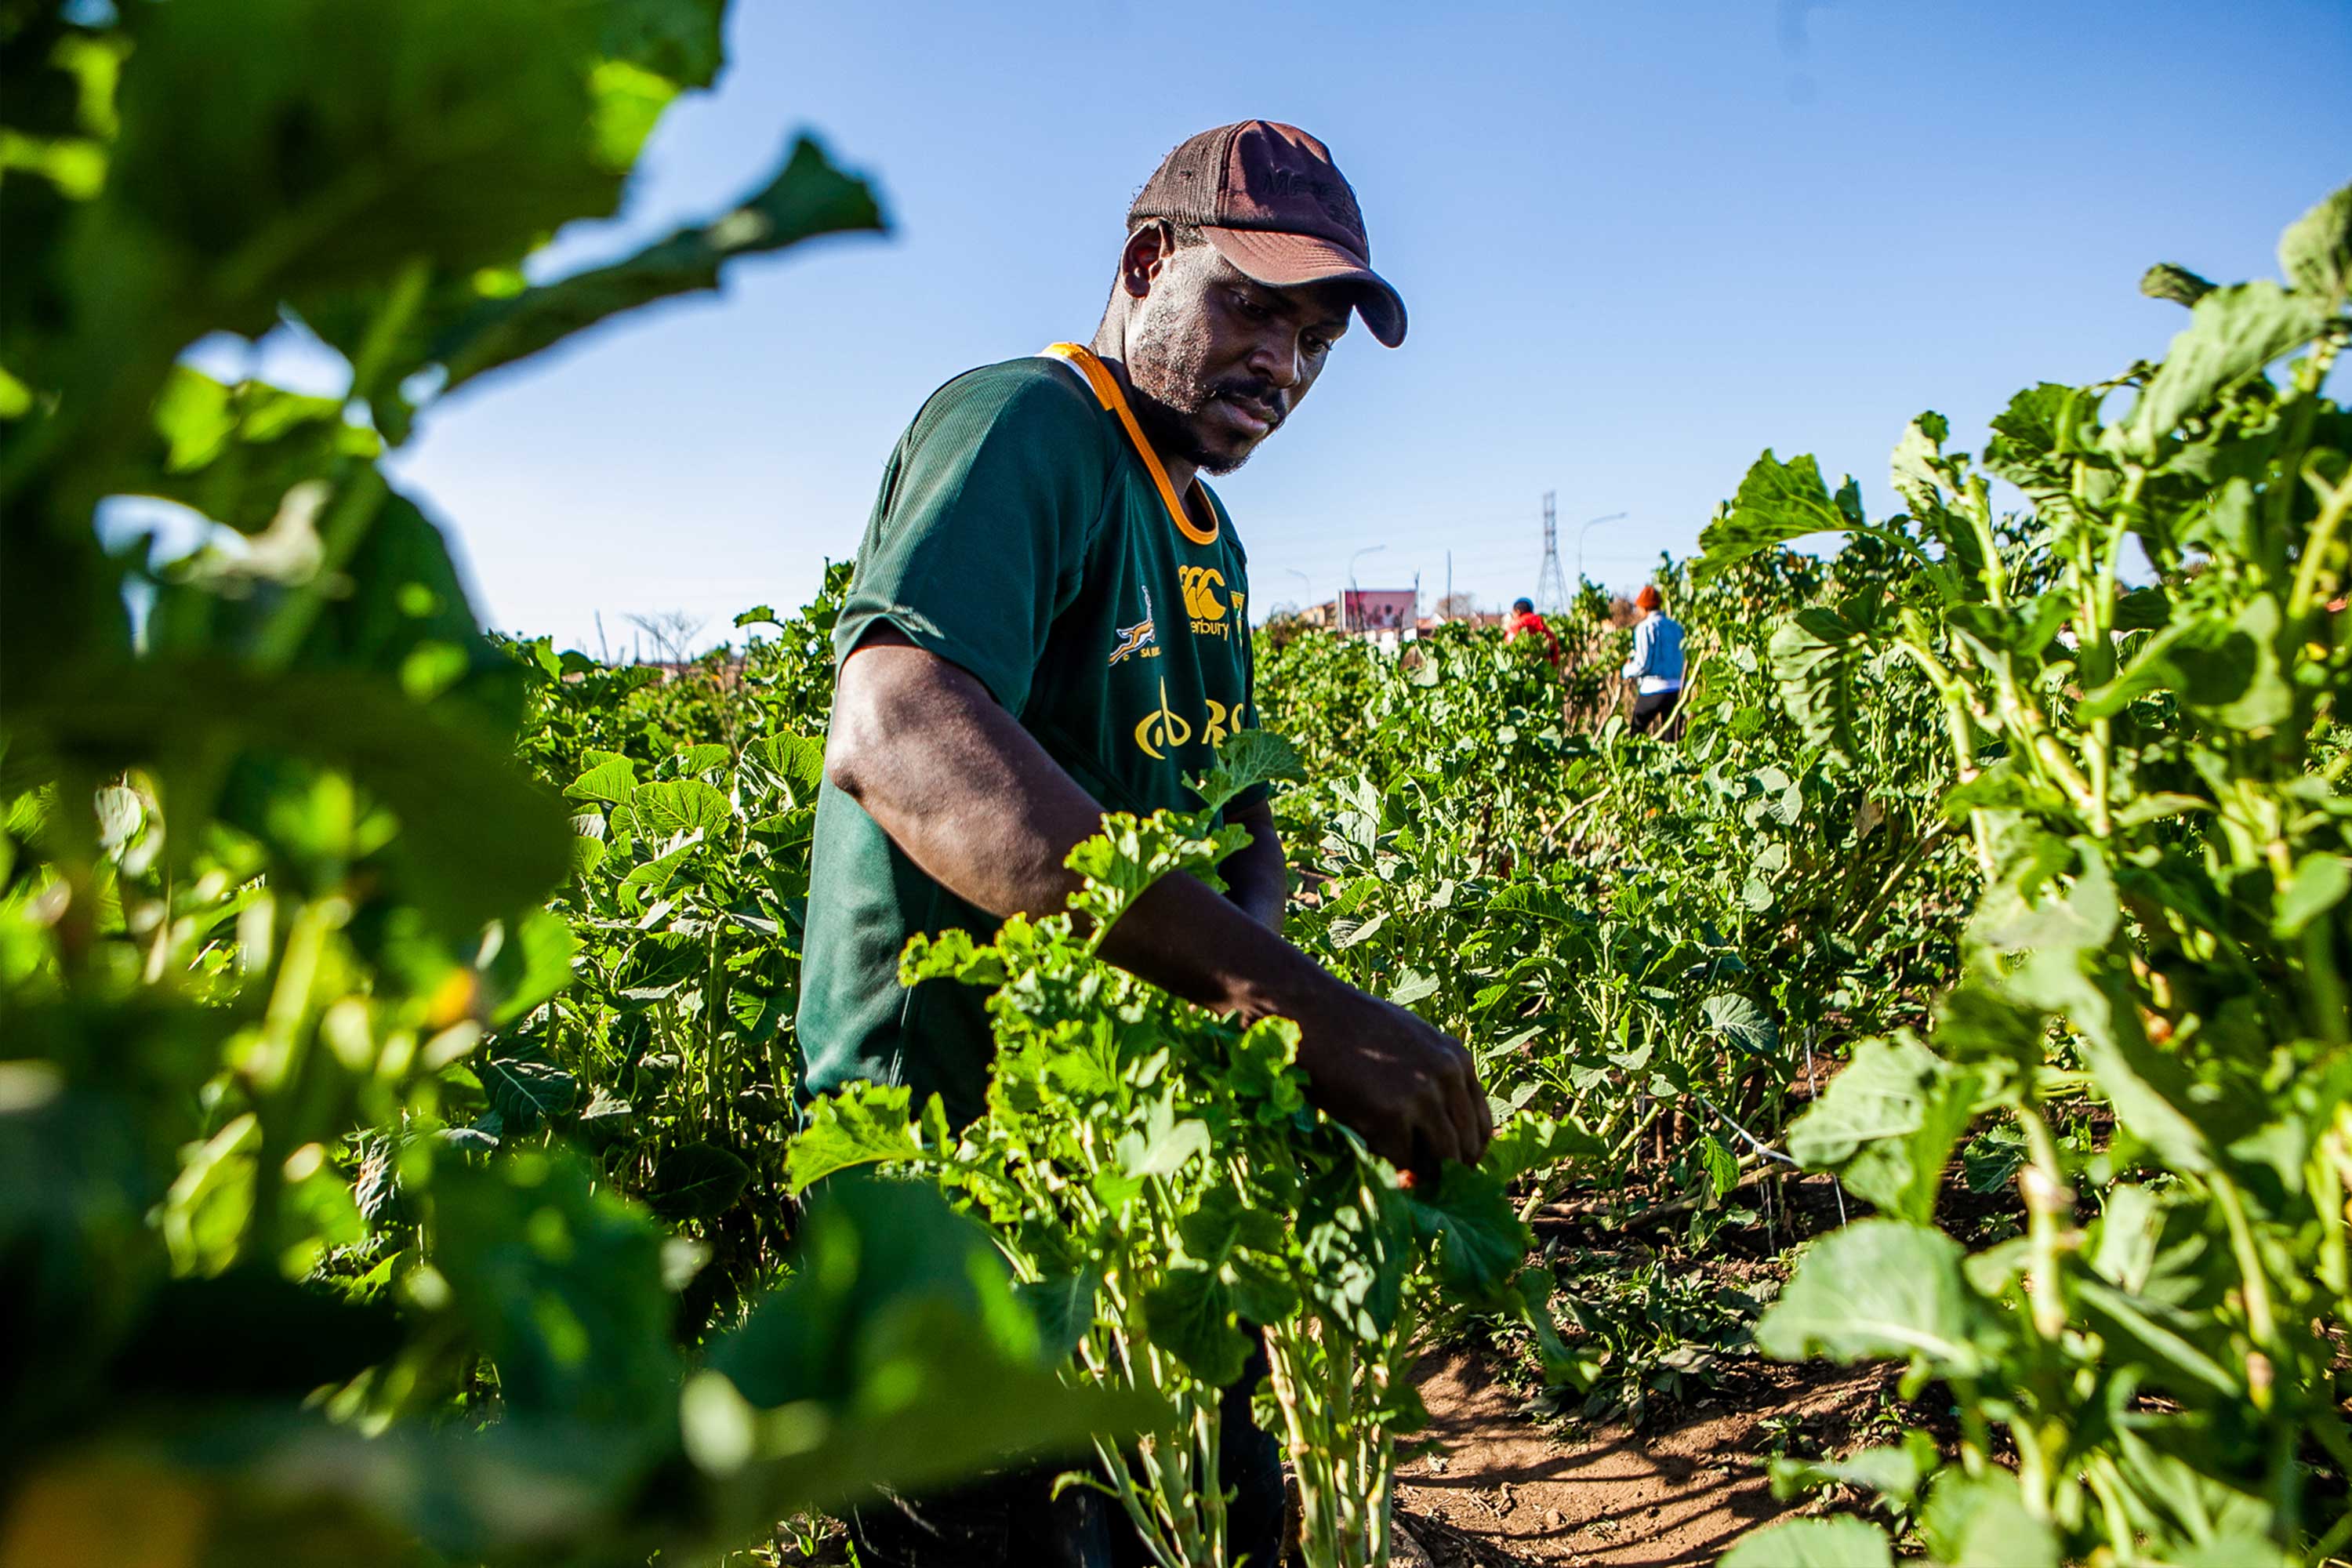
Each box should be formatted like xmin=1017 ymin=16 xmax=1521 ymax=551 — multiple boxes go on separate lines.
xmin=583 ymin=0 xmax=726 ymax=168
xmin=1768 ymin=604 xmax=1871 ymax=760
xmin=1405 ymin=1162 xmax=1530 ymax=1305
xmin=483 ymin=907 xmax=578 ymax=1024
xmin=575 ymin=1087 xmax=637 ymax=1149
xmin=1697 ymin=1133 xmax=1740 ymax=1199
xmin=1917 ymin=1468 xmax=2060 ymax=1568
xmin=12 ymin=659 xmax=568 ymax=932
xmin=1117 ymin=1107 xmax=1210 ymax=1181
xmin=2171 ymin=1535 xmax=2297 ymax=1568
xmin=1479 ymin=1114 xmax=1599 ymax=1185
xmin=1717 ymin=1517 xmax=1893 ymax=1568
xmin=1785 ymin=1036 xmax=1979 ymax=1225
xmin=2277 ymin=180 xmax=2352 ymax=303
xmin=2140 ymin=263 xmax=2216 ymax=307
xmin=1014 ymin=1269 xmax=1102 ymax=1363
xmin=2274 ymin=852 xmax=2350 ymax=938
xmin=1700 ymin=993 xmax=1779 ymax=1059
xmin=431 ymin=1149 xmax=681 ymax=1425
xmin=1176 ymin=1185 xmax=1288 ymax=1267
xmin=1298 ymin=1163 xmax=1413 ymax=1341
xmin=1142 ymin=1263 xmax=1252 ymax=1386
xmin=732 ymin=604 xmax=781 ymax=628
xmin=2071 ymin=1277 xmax=2239 ymax=1398
xmin=1888 ymin=411 xmax=1952 ymax=520
xmin=89 ymin=0 xmax=621 ymax=333
xmin=1981 ymin=383 xmax=2086 ymax=489
xmin=704 ymin=1179 xmax=1162 ymax=1521
xmin=1187 ymin=728 xmax=1305 ymax=812
xmin=1388 ymin=968 xmax=1439 ymax=1007
xmin=1696 ymin=451 xmax=1867 ymax=583
xmin=648 ymin=1141 xmax=751 ymax=1223
xmin=1065 ymin=811 xmax=1247 ymax=933
xmin=787 ymin=1086 xmax=924 ymax=1193
xmin=1767 ymin=1429 xmax=1939 ymax=1511
xmin=2168 ymin=591 xmax=2294 ymax=732
xmin=430 ymin=135 xmax=884 ymax=395
xmin=630 ymin=779 xmax=733 ymax=840
xmin=564 ymin=761 xmax=640 ymax=808
xmin=1755 ymin=1220 xmax=1991 ymax=1375
xmin=2118 ymin=281 xmax=2333 ymax=459
xmin=130 ymin=368 xmax=381 ymax=535
xmin=593 ymin=0 xmax=726 ymax=91
xmin=481 ymin=1054 xmax=580 ymax=1132
xmin=746 ymin=733 xmax=827 ymax=799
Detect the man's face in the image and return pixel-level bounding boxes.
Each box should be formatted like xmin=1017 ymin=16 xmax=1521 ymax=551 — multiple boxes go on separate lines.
xmin=1120 ymin=231 xmax=1355 ymax=476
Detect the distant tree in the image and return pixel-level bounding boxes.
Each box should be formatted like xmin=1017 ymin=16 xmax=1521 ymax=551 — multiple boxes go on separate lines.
xmin=624 ymin=609 xmax=709 ymax=666
xmin=1571 ymin=579 xmax=1613 ymax=625
xmin=1434 ymin=591 xmax=1479 ymax=621
xmin=1258 ymin=604 xmax=1316 ymax=653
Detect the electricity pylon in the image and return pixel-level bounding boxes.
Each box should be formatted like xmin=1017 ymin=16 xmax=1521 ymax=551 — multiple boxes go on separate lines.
xmin=1534 ymin=491 xmax=1568 ymax=615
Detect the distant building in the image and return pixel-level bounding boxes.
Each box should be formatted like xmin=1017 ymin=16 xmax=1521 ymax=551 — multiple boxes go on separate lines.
xmin=1341 ymin=589 xmax=1417 ymax=633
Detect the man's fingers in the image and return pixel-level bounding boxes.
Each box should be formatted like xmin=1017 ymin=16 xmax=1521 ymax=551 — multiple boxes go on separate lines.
xmin=1425 ymin=1079 xmax=1471 ymax=1172
xmin=1441 ymin=1067 xmax=1484 ymax=1174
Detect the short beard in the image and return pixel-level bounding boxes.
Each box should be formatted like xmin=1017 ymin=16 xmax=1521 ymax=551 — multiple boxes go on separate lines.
xmin=1123 ymin=298 xmax=1272 ymax=477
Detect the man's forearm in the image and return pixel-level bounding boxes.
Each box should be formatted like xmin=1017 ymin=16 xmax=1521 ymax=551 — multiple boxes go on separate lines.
xmin=826 ymin=632 xmax=1492 ymax=1179
xmin=1223 ymin=800 xmax=1287 ymax=933
xmin=827 ymin=636 xmax=1323 ymax=1018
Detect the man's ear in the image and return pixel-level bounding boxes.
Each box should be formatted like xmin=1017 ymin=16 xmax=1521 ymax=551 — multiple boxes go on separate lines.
xmin=1120 ymin=222 xmax=1173 ymax=301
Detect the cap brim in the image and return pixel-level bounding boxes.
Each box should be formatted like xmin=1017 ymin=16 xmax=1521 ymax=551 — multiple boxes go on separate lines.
xmin=1200 ymin=226 xmax=1407 ymax=347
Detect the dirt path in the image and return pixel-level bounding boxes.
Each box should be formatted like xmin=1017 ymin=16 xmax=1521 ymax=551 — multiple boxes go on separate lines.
xmin=1392 ymin=1348 xmax=1893 ymax=1568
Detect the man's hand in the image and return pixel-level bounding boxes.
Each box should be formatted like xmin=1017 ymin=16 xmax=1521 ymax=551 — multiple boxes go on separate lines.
xmin=1277 ymin=971 xmax=1491 ymax=1183
xmin=829 ymin=630 xmax=1490 ymax=1181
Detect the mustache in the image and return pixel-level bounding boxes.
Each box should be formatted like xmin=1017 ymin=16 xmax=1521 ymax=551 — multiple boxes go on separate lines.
xmin=1207 ymin=379 xmax=1286 ymax=426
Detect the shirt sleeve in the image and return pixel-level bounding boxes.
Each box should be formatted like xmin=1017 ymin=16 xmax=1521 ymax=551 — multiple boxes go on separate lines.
xmin=1623 ymin=619 xmax=1651 ymax=678
xmin=834 ymin=363 xmax=1109 ymax=715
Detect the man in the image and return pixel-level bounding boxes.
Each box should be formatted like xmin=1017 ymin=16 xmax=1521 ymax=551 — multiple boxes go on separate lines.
xmin=799 ymin=122 xmax=1490 ymax=1567
xmin=1502 ymin=595 xmax=1563 ymax=666
xmin=1622 ymin=584 xmax=1685 ymax=735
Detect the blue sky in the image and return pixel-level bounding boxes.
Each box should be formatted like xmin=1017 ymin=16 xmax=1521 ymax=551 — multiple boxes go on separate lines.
xmin=201 ymin=1 xmax=2352 ymax=652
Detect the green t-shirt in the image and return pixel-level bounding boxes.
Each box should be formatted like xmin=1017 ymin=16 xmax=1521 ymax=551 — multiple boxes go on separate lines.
xmin=797 ymin=354 xmax=1259 ymax=1124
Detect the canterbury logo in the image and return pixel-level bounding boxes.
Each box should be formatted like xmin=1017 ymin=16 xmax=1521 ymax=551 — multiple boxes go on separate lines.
xmin=1178 ymin=566 xmax=1228 ymax=622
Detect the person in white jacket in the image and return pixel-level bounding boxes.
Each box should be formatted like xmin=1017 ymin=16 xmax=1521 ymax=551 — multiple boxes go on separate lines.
xmin=1622 ymin=584 xmax=1686 ymax=737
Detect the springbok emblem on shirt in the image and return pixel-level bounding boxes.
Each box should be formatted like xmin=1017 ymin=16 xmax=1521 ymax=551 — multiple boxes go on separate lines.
xmin=1109 ymin=584 xmax=1156 ymax=666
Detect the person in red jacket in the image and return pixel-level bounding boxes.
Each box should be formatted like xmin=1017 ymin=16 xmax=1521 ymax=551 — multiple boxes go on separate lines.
xmin=1503 ymin=596 xmax=1563 ymax=667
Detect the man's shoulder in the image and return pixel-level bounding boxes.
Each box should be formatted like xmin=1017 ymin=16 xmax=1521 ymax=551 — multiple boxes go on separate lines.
xmin=913 ymin=355 xmax=1107 ymax=445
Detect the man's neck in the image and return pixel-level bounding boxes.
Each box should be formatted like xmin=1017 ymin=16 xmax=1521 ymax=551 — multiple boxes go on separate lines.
xmin=1089 ymin=318 xmax=1201 ymax=497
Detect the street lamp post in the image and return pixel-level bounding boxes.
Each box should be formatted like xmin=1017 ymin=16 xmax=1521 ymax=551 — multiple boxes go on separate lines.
xmin=1574 ymin=512 xmax=1628 ymax=597
xmin=1284 ymin=568 xmax=1334 ymax=631
xmin=1345 ymin=545 xmax=1385 ymax=633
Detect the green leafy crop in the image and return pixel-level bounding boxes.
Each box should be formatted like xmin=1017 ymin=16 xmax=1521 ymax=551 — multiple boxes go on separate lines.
xmin=0 ymin=3 xmax=1142 ymax=1563
xmin=792 ymin=733 xmax=1589 ymax=1568
xmin=1719 ymin=182 xmax=2352 ymax=1568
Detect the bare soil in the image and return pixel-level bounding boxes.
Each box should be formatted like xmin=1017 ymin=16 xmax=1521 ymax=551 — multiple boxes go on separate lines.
xmin=1392 ymin=1346 xmax=1907 ymax=1568
xmin=1388 ymin=1168 xmax=1979 ymax=1568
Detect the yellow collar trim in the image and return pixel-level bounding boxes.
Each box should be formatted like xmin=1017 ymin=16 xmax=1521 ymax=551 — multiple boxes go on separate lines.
xmin=1044 ymin=342 xmax=1220 ymax=546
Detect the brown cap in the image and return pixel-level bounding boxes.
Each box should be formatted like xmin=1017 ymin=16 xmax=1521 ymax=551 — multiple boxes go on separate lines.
xmin=1128 ymin=121 xmax=1406 ymax=347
